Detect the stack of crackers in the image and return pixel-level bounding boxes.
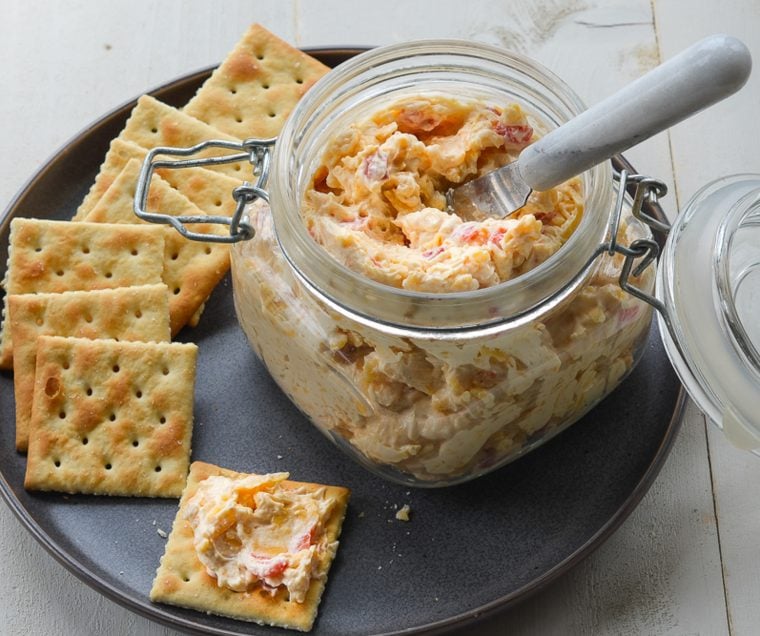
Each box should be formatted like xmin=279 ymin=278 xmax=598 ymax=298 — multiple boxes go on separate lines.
xmin=1 ymin=24 xmax=347 ymax=631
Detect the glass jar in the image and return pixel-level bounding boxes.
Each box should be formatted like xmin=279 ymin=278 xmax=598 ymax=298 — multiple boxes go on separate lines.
xmin=225 ymin=41 xmax=658 ymax=486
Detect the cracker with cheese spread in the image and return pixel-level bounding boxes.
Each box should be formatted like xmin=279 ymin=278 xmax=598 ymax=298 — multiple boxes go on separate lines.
xmin=151 ymin=461 xmax=350 ymax=631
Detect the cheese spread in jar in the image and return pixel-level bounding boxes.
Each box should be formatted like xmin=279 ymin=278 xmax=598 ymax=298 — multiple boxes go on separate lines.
xmin=184 ymin=472 xmax=338 ymax=602
xmin=230 ymin=41 xmax=656 ymax=485
xmin=302 ymin=96 xmax=583 ymax=292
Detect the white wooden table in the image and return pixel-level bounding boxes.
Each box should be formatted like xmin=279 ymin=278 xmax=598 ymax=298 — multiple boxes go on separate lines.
xmin=2 ymin=1 xmax=759 ymax=634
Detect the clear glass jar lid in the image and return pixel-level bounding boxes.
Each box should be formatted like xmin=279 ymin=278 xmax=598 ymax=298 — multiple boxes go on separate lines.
xmin=657 ymin=174 xmax=760 ymax=450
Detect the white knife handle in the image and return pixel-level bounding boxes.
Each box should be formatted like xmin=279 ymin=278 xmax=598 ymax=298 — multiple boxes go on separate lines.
xmin=518 ymin=34 xmax=752 ymax=191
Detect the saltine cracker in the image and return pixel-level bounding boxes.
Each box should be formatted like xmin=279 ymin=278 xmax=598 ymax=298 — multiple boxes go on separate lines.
xmin=24 ymin=336 xmax=197 ymax=498
xmin=0 ymin=218 xmax=165 ymax=369
xmin=183 ymin=23 xmax=329 ymax=139
xmin=9 ymin=284 xmax=171 ymax=452
xmin=150 ymin=461 xmax=350 ymax=631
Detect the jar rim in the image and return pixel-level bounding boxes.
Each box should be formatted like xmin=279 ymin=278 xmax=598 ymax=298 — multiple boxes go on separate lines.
xmin=268 ymin=39 xmax=613 ymax=332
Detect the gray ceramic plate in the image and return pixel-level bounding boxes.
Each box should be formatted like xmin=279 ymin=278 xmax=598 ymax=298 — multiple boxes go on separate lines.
xmin=0 ymin=49 xmax=684 ymax=636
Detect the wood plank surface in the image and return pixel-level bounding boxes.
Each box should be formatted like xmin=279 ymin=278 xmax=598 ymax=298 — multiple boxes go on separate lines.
xmin=653 ymin=2 xmax=760 ymax=635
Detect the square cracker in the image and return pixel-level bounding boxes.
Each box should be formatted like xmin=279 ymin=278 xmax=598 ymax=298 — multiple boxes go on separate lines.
xmin=150 ymin=461 xmax=350 ymax=632
xmin=0 ymin=218 xmax=165 ymax=369
xmin=183 ymin=23 xmax=330 ymax=139
xmin=85 ymin=159 xmax=231 ymax=335
xmin=9 ymin=284 xmax=171 ymax=452
xmin=118 ymin=95 xmax=247 ymax=181
xmin=73 ymin=138 xmax=244 ymax=222
xmin=24 ymin=336 xmax=198 ymax=497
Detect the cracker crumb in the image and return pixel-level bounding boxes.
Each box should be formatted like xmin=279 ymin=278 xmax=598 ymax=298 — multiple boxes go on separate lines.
xmin=395 ymin=504 xmax=411 ymax=522
xmin=157 ymin=528 xmax=168 ymax=538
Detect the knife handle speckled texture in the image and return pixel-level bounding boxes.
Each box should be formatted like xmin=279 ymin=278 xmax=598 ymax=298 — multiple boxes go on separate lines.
xmin=519 ymin=34 xmax=752 ymax=191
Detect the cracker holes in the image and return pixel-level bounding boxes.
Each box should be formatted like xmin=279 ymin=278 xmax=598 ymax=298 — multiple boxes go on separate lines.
xmin=295 ymin=78 xmax=304 ymax=85
xmin=54 ymin=459 xmax=61 ymax=468
xmin=84 ymin=314 xmax=93 ymax=323
xmin=173 ymin=287 xmax=181 ymax=295
xmin=181 ymin=574 xmax=191 ymax=583
xmin=204 ymin=246 xmax=212 ymax=255
xmin=35 ymin=317 xmax=44 ymax=326
xmin=105 ymin=271 xmax=113 ymax=279
xmin=255 ymin=52 xmax=265 ymax=60
xmin=105 ymin=463 xmax=112 ymax=470
xmin=82 ymin=437 xmax=89 ymax=445
xmin=229 ymin=87 xmax=237 ymax=95
xmin=56 ymin=269 xmax=64 ymax=277
xmin=234 ymin=165 xmax=241 ymax=172
xmin=109 ymin=413 xmax=116 ymax=422
xmin=268 ymin=112 xmax=276 ymax=118
xmin=151 ymin=127 xmax=158 ymax=134
xmin=62 ymin=360 xmax=70 ymax=370
xmin=262 ymin=83 xmax=270 ymax=90
xmin=85 ymin=386 xmax=93 ymax=396
xmin=170 ymin=252 xmax=179 ymax=261
xmin=159 ymin=416 xmax=166 ymax=425
xmin=161 ymin=366 xmax=170 ymax=376
xmin=130 ymin=248 xmax=139 ymax=256
xmin=82 ymin=245 xmax=90 ymax=254
xmin=134 ymin=309 xmax=143 ymax=319
xmin=34 ymin=246 xmax=43 ymax=253
xmin=58 ymin=410 xmax=66 ymax=420
xmin=135 ymin=389 xmax=143 ymax=399
xmin=235 ymin=115 xmax=243 ymax=123
xmin=132 ymin=439 xmax=139 ymax=448
xmin=154 ymin=465 xmax=162 ymax=473
xmin=112 ymin=364 xmax=120 ymax=373
xmin=214 ymin=199 xmax=222 ymax=207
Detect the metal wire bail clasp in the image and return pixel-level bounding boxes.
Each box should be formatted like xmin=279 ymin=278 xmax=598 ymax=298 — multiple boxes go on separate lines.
xmin=133 ymin=137 xmax=276 ymax=243
xmin=606 ymin=168 xmax=672 ymax=327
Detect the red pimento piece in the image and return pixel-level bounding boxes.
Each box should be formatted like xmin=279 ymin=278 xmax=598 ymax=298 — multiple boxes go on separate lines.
xmin=489 ymin=228 xmax=507 ymax=246
xmin=397 ymin=108 xmax=441 ymax=133
xmin=362 ymin=150 xmax=389 ymax=182
xmin=533 ymin=210 xmax=557 ymax=224
xmin=493 ymin=123 xmax=533 ymax=147
xmin=452 ymin=224 xmax=488 ymax=245
xmin=422 ymin=246 xmax=445 ymax=259
xmin=293 ymin=524 xmax=318 ymax=551
xmin=617 ymin=305 xmax=640 ymax=327
xmin=251 ymin=554 xmax=289 ymax=578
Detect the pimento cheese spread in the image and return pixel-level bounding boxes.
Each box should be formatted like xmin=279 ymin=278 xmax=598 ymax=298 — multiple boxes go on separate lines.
xmin=231 ymin=92 xmax=653 ymax=482
xmin=184 ymin=472 xmax=337 ymax=602
xmin=301 ymin=96 xmax=583 ymax=291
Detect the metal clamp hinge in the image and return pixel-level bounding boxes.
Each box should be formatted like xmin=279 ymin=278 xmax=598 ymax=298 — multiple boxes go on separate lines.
xmin=606 ymin=169 xmax=673 ymax=326
xmin=133 ymin=137 xmax=275 ymax=243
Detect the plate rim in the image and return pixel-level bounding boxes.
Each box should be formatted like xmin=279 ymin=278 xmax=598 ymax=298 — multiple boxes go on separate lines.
xmin=0 ymin=48 xmax=686 ymax=636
